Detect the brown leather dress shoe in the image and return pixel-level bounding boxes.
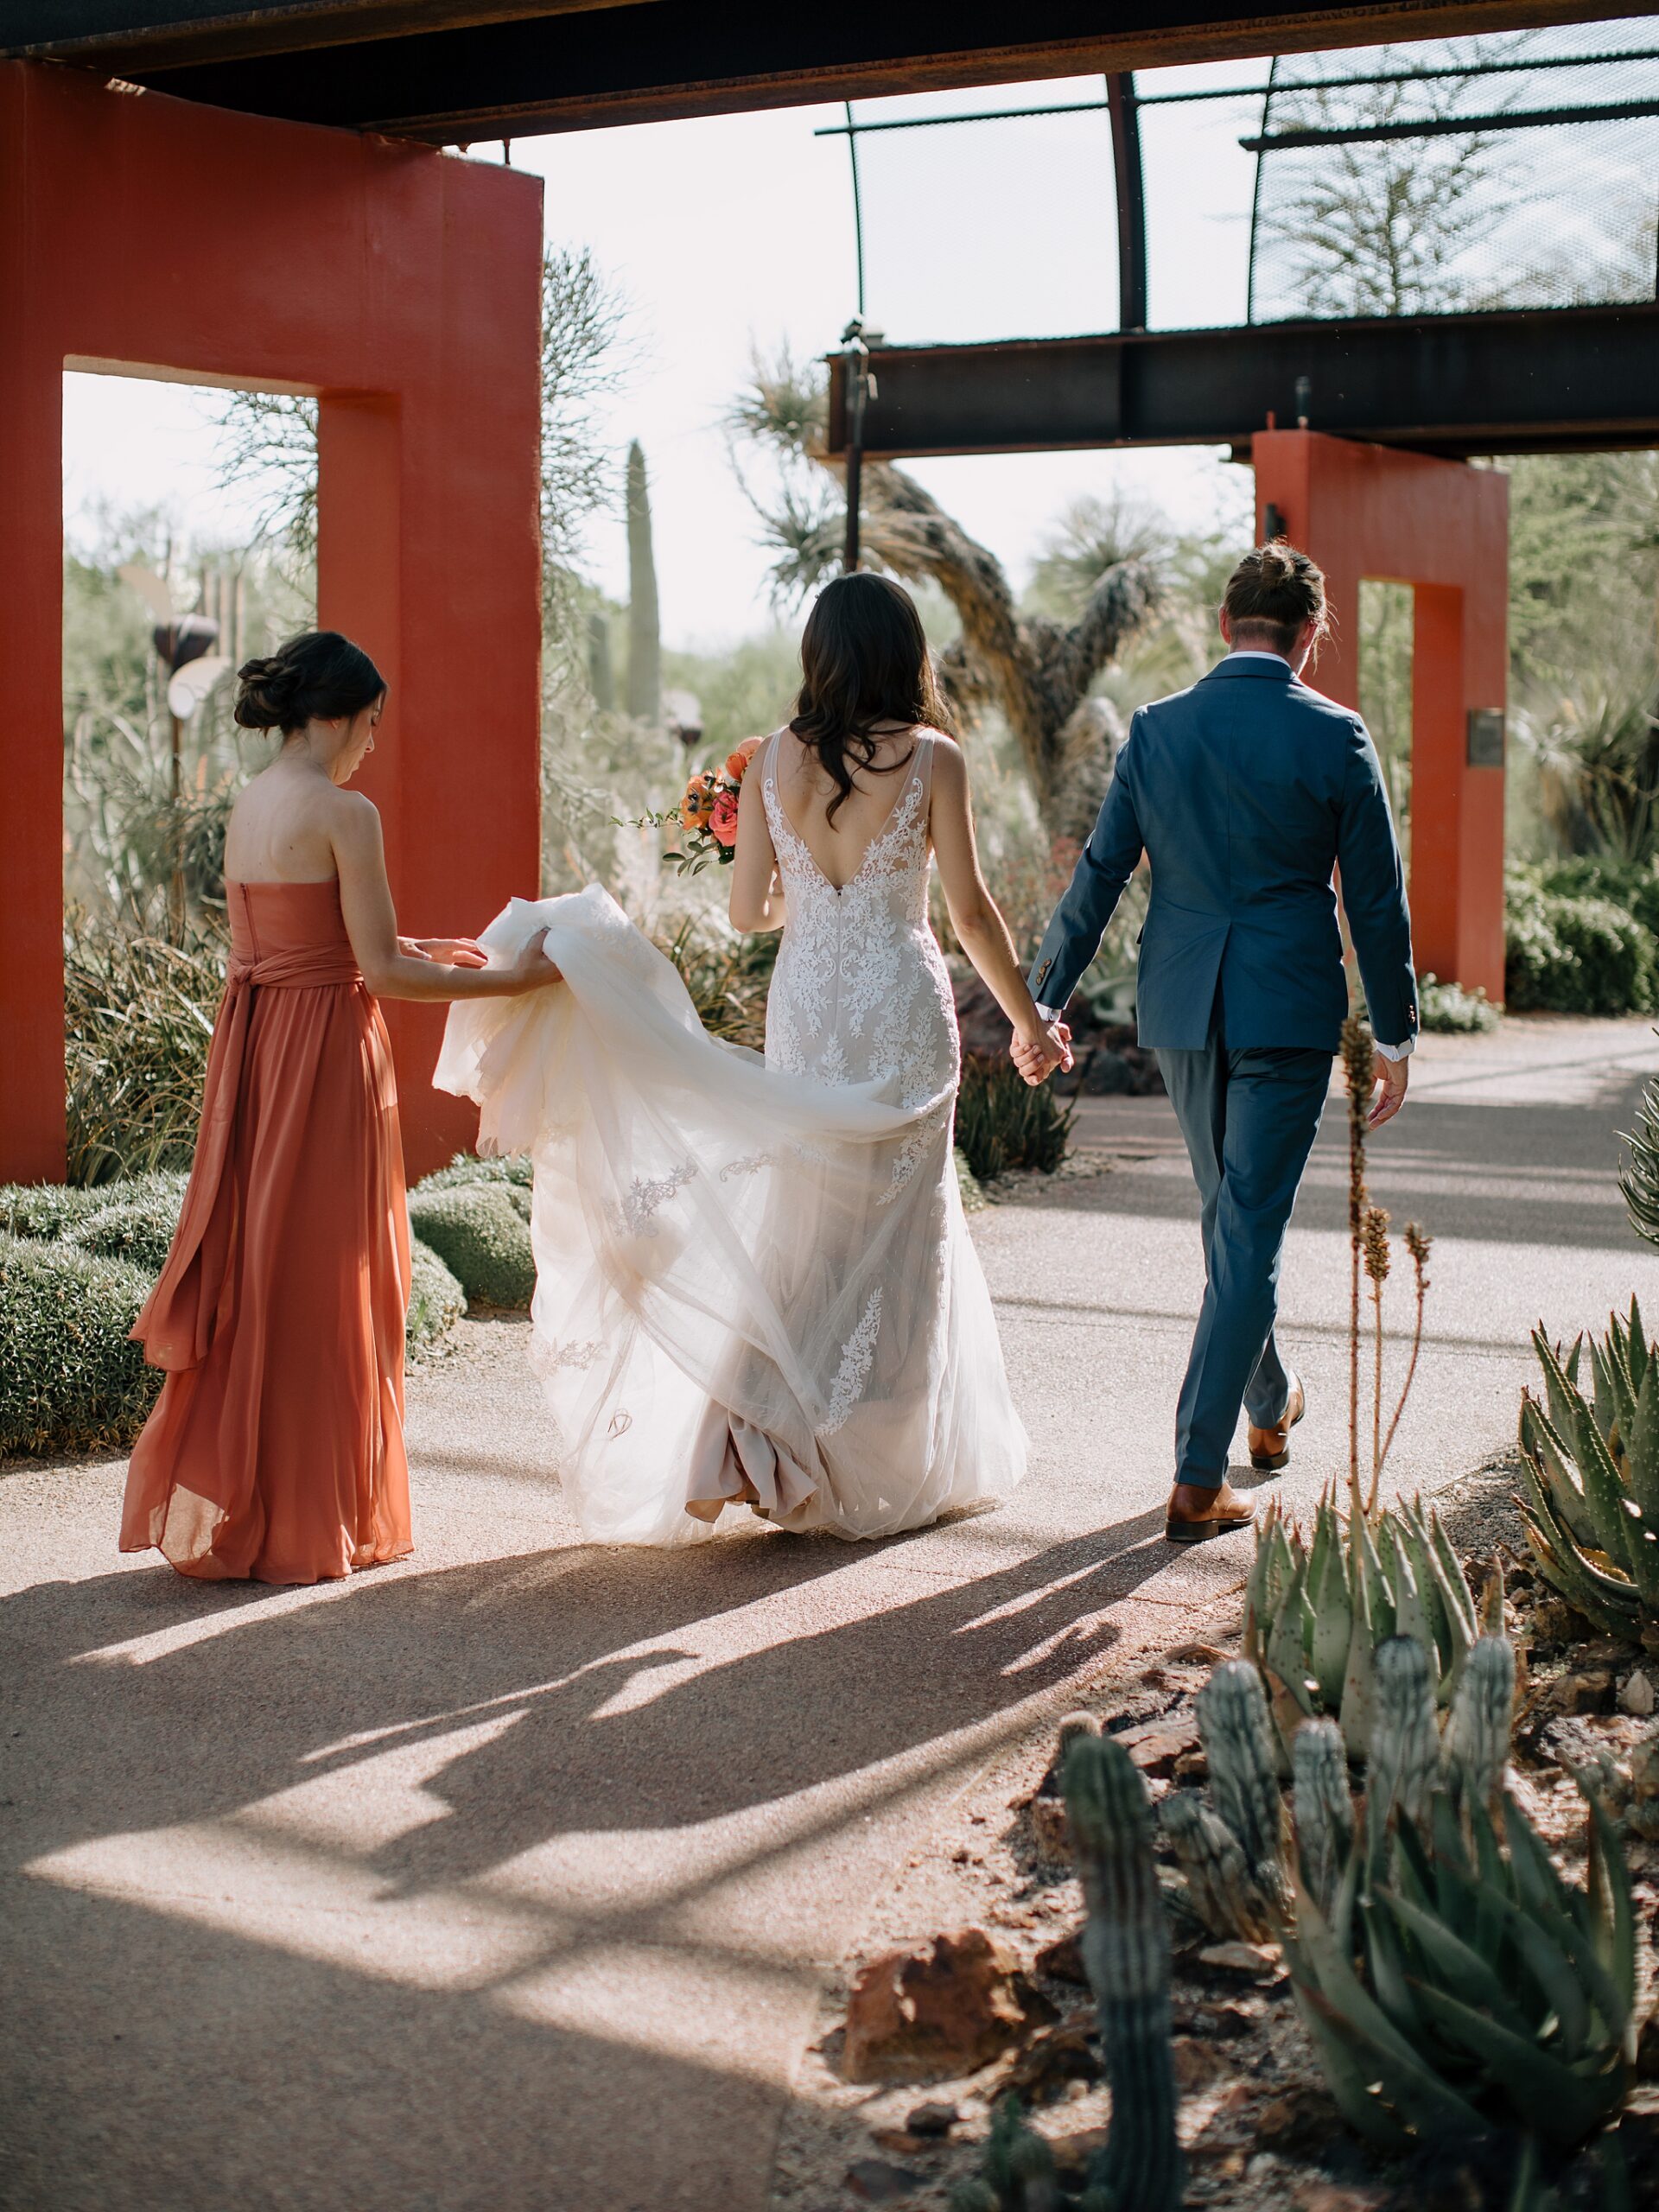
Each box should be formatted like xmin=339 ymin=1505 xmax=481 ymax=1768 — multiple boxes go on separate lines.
xmin=1165 ymin=1478 xmax=1255 ymax=1545
xmin=1248 ymin=1375 xmax=1306 ymax=1473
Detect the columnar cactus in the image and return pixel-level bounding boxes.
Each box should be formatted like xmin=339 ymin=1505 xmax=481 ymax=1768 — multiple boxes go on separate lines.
xmin=1159 ymin=1791 xmax=1274 ymax=1943
xmin=1367 ymin=1636 xmax=1440 ymax=1853
xmin=625 ymin=438 xmax=661 ymax=726
xmin=1440 ymin=1633 xmax=1516 ymax=1814
xmin=1064 ymin=1733 xmax=1184 ymax=2212
xmin=1196 ymin=1659 xmax=1292 ymax=1916
xmin=1292 ymin=1718 xmax=1353 ymax=1917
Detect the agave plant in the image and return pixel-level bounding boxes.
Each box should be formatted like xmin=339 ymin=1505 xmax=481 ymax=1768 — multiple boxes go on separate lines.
xmin=1286 ymin=1637 xmax=1636 ymax=2157
xmin=1519 ymin=1300 xmax=1659 ymax=1639
xmin=1244 ymin=1491 xmax=1480 ymax=1758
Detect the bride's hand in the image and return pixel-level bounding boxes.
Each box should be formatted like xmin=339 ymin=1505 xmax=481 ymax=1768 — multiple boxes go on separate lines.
xmin=508 ymin=927 xmax=563 ymax=992
xmin=413 ymin=936 xmax=490 ymax=969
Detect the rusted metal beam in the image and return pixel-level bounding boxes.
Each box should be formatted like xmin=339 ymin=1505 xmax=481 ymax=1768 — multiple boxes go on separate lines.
xmin=11 ymin=0 xmax=1645 ymax=139
xmin=823 ymin=303 xmax=1659 ymax=461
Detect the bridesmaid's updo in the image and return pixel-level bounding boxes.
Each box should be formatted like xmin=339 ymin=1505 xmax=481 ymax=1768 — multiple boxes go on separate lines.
xmin=233 ymin=631 xmax=386 ymax=735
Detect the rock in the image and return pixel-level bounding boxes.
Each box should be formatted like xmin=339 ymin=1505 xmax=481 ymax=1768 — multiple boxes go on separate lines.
xmin=842 ymin=1929 xmax=1033 ymax=2083
xmin=1172 ymin=1746 xmax=1209 ymax=1784
xmin=1050 ymin=2126 xmax=1111 ymax=2176
xmin=1197 ymin=1940 xmax=1286 ymax=1981
xmin=1033 ymin=1929 xmax=1086 ymax=1985
xmin=903 ymin=2101 xmax=958 ymax=2138
xmin=995 ymin=2012 xmax=1100 ymax=2100
xmin=1551 ymin=1665 xmax=1616 ymax=1715
xmin=1115 ymin=1716 xmax=1200 ymax=1777
xmin=1624 ymin=1669 xmax=1657 ymax=1717
xmin=1529 ymin=1597 xmax=1598 ymax=1644
xmin=1294 ymin=2187 xmax=1387 ymax=2212
xmin=1170 ymin=2035 xmax=1233 ymax=2090
xmin=1256 ymin=2084 xmax=1340 ymax=2153
xmin=1173 ymin=1996 xmax=1263 ymax=2037
xmin=1030 ymin=1794 xmax=1071 ymax=1861
xmin=846 ymin=2158 xmax=925 ymax=2202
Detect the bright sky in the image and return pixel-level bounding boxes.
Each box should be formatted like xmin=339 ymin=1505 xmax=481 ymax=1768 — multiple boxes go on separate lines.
xmin=62 ymin=63 xmax=1274 ymax=648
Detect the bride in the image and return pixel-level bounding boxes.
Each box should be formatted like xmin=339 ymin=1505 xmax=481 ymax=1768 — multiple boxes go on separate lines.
xmin=436 ymin=572 xmax=1071 ymax=1543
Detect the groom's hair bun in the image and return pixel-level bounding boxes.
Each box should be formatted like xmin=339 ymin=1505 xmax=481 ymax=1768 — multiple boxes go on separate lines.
xmin=233 ymin=631 xmax=386 ymax=734
xmin=1224 ymin=543 xmax=1328 ymax=658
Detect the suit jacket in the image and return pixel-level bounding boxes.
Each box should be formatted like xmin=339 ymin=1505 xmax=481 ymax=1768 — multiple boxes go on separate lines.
xmin=1027 ymin=656 xmax=1417 ymax=1052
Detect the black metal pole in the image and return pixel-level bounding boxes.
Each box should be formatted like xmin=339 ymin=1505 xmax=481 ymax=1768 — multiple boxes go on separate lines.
xmin=1105 ymin=73 xmax=1147 ymax=333
xmin=842 ymin=318 xmax=869 ymax=573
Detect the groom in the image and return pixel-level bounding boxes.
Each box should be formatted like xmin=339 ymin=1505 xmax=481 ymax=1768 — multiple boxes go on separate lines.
xmin=1017 ymin=543 xmax=1416 ymax=1543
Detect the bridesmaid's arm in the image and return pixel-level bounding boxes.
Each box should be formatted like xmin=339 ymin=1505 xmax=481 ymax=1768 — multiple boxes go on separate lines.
xmin=332 ymin=795 xmax=561 ymax=1001
xmin=728 ymin=768 xmax=785 ymax=933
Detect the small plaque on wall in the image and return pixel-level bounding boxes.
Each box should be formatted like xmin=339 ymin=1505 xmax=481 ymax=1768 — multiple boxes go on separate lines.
xmin=1466 ymin=709 xmax=1506 ymax=767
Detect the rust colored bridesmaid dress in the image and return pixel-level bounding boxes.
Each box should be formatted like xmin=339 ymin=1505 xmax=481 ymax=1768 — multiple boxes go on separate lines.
xmin=120 ymin=880 xmax=414 ymax=1583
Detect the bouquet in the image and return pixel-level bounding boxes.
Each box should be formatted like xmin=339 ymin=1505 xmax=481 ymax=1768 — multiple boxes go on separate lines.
xmin=619 ymin=735 xmax=764 ymax=874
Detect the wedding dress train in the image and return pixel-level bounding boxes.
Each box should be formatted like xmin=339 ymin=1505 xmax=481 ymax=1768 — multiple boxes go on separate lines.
xmin=435 ymin=731 xmax=1027 ymax=1544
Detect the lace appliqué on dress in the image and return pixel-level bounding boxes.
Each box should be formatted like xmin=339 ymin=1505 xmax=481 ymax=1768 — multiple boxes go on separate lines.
xmin=614 ymin=1162 xmax=698 ymax=1236
xmin=821 ymin=1287 xmax=882 ymax=1434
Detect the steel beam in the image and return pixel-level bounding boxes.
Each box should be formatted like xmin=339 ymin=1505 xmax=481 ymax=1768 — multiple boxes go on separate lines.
xmin=823 ymin=303 xmax=1659 ymax=461
xmin=9 ymin=0 xmax=1646 ymax=138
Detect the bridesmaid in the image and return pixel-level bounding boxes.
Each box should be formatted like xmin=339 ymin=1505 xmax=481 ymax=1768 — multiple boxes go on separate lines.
xmin=120 ymin=631 xmax=559 ymax=1585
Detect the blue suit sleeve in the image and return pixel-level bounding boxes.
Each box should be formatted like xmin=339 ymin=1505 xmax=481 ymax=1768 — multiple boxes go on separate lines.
xmin=1337 ymin=720 xmax=1417 ymax=1050
xmin=1027 ymin=722 xmax=1146 ymax=1013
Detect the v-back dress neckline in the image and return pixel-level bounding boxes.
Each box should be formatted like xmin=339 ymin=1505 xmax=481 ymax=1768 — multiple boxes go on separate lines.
xmin=769 ymin=728 xmax=929 ymax=894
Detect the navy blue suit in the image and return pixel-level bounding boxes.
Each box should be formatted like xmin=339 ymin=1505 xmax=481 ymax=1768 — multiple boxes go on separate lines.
xmin=1028 ymin=655 xmax=1416 ymax=1486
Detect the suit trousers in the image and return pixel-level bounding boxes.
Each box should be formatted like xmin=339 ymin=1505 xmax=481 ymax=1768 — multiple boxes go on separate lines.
xmin=1157 ymin=1010 xmax=1333 ymax=1489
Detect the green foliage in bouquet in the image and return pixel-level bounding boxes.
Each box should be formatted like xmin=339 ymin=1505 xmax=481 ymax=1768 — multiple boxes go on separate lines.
xmin=0 ymin=1234 xmax=159 ymax=1455
xmin=1519 ymin=1300 xmax=1659 ymax=1638
xmin=1243 ymin=1491 xmax=1481 ymax=1758
xmin=406 ymin=1183 xmax=536 ymax=1311
xmin=1284 ymin=1637 xmax=1635 ymax=2158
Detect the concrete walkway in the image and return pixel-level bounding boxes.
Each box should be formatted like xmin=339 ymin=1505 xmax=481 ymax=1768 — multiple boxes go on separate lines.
xmin=3 ymin=1014 xmax=1655 ymax=2212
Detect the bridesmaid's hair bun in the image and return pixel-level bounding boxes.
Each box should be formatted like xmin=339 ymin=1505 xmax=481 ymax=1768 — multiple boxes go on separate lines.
xmin=233 ymin=632 xmax=386 ymax=734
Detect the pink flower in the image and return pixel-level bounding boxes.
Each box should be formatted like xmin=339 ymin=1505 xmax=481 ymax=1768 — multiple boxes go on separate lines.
xmin=724 ymin=735 xmax=764 ymax=784
xmin=709 ymin=788 xmax=741 ymax=849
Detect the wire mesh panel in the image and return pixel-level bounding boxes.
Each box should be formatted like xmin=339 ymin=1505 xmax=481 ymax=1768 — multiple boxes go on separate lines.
xmin=836 ymin=85 xmax=1120 ymax=344
xmin=1245 ymin=19 xmax=1659 ymax=321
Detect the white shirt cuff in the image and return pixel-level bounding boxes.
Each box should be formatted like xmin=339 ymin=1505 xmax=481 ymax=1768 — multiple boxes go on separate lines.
xmin=1036 ymin=1003 xmax=1065 ymax=1025
xmin=1375 ymin=1036 xmax=1414 ymax=1061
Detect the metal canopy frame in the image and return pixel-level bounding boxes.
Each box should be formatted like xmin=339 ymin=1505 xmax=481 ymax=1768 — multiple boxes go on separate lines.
xmin=7 ymin=0 xmax=1648 ymax=139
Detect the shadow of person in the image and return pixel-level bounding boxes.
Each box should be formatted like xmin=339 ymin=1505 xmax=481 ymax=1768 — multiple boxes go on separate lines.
xmin=6 ymin=1506 xmax=1170 ymax=1896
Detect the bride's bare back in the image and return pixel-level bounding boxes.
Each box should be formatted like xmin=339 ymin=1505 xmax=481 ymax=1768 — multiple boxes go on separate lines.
xmin=771 ymin=722 xmax=925 ymax=889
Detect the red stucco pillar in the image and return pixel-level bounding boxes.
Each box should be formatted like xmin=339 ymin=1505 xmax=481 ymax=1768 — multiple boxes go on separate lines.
xmin=0 ymin=62 xmax=543 ymax=1184
xmin=1253 ymin=429 xmax=1509 ymax=1003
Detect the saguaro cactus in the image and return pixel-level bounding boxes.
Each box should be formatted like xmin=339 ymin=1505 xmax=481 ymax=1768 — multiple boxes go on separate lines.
xmin=625 ymin=439 xmax=661 ymax=725
xmin=1064 ymin=1733 xmax=1184 ymax=2212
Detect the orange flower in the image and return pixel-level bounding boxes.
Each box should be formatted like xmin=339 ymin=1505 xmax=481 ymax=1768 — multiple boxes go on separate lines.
xmin=709 ymin=788 xmax=741 ymax=849
xmin=724 ymin=734 xmax=764 ymax=785
xmin=681 ymin=771 xmax=717 ymax=830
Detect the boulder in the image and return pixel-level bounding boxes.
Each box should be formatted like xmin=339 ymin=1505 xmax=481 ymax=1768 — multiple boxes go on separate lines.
xmin=842 ymin=1928 xmax=1033 ymax=2082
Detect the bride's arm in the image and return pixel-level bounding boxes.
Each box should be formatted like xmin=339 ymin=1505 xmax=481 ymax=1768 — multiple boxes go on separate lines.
xmin=728 ymin=768 xmax=785 ymax=932
xmin=930 ymin=741 xmax=1071 ymax=1069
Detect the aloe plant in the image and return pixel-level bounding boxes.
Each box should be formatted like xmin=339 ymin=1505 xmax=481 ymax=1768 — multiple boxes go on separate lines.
xmin=1244 ymin=1491 xmax=1479 ymax=1758
xmin=1285 ymin=1636 xmax=1637 ymax=2156
xmin=1519 ymin=1300 xmax=1659 ymax=1638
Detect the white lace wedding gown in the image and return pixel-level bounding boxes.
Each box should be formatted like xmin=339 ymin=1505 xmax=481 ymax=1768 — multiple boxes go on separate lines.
xmin=434 ymin=730 xmax=1027 ymax=1545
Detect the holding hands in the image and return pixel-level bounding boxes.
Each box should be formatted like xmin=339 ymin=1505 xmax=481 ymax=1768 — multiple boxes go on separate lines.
xmin=1011 ymin=1019 xmax=1074 ymax=1088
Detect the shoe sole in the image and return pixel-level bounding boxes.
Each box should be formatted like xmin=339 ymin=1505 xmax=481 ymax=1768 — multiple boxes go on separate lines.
xmin=1165 ymin=1516 xmax=1252 ymax=1544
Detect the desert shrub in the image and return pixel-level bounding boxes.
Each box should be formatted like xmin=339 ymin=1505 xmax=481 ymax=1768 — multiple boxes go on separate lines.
xmin=955 ymin=1053 xmax=1073 ymax=1182
xmin=405 ymin=1184 xmax=536 ymax=1309
xmin=660 ymin=920 xmax=779 ymax=1052
xmin=1417 ymin=973 xmax=1500 ymax=1034
xmin=0 ymin=1234 xmax=159 ymax=1456
xmin=414 ymin=1153 xmax=533 ymax=1221
xmin=408 ymin=1237 xmax=467 ymax=1351
xmin=1536 ymin=853 xmax=1659 ymax=939
xmin=0 ymin=1183 xmax=112 ymax=1243
xmin=63 ymin=1173 xmax=188 ymax=1275
xmin=64 ymin=912 xmax=224 ymax=1185
xmin=1505 ymin=868 xmax=1658 ymax=1014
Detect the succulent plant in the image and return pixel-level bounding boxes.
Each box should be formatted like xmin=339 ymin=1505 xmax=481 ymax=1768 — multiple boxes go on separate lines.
xmin=1292 ymin=1718 xmax=1354 ymax=1917
xmin=1284 ymin=1635 xmax=1636 ymax=2154
xmin=1245 ymin=1491 xmax=1478 ymax=1757
xmin=1519 ymin=1300 xmax=1659 ymax=1638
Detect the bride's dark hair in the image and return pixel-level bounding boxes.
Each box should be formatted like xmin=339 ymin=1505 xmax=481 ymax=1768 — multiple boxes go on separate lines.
xmin=789 ymin=573 xmax=951 ymax=824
